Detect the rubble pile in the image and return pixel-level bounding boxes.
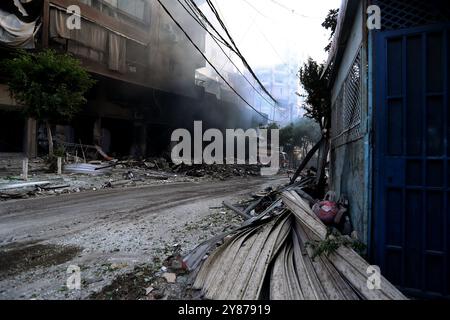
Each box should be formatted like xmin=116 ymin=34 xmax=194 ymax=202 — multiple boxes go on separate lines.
xmin=171 ymin=163 xmax=261 ymax=179
xmin=183 ymin=178 xmax=408 ymax=301
xmin=119 ymin=158 xmax=263 ymax=180
xmin=0 ymin=154 xmax=266 ymax=201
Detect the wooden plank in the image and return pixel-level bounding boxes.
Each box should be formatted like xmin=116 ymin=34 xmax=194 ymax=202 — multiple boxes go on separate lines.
xmin=223 ymin=201 xmax=252 ymax=220
xmin=290 ymin=138 xmax=323 ymax=184
xmin=244 ymin=198 xmax=263 ymax=215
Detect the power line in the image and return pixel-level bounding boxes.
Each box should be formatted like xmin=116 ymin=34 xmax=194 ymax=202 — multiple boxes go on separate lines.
xmin=269 ymin=0 xmax=321 ymax=19
xmin=178 ymin=0 xmax=229 ymax=47
xmin=203 ymin=0 xmax=278 ymax=104
xmin=187 ymin=0 xmax=238 ymax=55
xmin=241 ymin=0 xmax=271 ymax=20
xmin=178 ymin=0 xmax=278 ymax=109
xmin=252 ymin=20 xmax=299 ymax=78
xmin=156 ymin=0 xmax=275 ymax=122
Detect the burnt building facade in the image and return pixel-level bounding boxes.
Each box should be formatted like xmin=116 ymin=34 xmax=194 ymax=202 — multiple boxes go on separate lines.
xmin=0 ymin=0 xmax=266 ymax=158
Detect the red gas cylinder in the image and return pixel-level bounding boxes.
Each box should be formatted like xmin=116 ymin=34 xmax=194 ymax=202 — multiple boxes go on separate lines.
xmin=312 ymin=201 xmax=339 ymax=225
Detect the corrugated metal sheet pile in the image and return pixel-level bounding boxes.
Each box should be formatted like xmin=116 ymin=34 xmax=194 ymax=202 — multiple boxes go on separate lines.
xmin=183 ymin=181 xmax=407 ymax=301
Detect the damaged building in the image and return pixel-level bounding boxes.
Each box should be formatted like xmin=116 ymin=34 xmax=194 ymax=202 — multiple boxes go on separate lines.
xmin=0 ymin=0 xmax=267 ymax=159
xmin=327 ymin=0 xmax=450 ymax=298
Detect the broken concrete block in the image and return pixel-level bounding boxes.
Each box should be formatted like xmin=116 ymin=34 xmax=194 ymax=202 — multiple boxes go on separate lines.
xmin=162 ymin=272 xmax=176 ymax=283
xmin=145 ymin=286 xmax=154 ymax=295
xmin=144 ymin=162 xmax=156 ymax=169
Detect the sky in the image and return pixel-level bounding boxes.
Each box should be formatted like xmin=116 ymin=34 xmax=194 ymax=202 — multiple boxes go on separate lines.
xmin=210 ymin=0 xmax=342 ymax=68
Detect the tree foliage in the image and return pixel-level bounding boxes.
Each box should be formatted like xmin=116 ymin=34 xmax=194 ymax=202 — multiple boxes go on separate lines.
xmin=322 ymin=8 xmax=339 ymax=52
xmin=280 ymin=118 xmax=321 ymax=148
xmin=298 ymin=58 xmax=331 ymax=130
xmin=280 ymin=117 xmax=322 ymax=164
xmin=2 ymin=49 xmax=95 ymax=123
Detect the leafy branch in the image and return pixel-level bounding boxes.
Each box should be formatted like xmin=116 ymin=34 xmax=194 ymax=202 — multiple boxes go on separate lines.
xmin=306 ymin=228 xmax=366 ymax=261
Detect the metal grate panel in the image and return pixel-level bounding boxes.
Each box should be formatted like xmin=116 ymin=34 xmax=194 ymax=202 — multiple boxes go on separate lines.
xmin=331 ymin=49 xmax=363 ymax=148
xmin=374 ymin=0 xmax=450 ymax=31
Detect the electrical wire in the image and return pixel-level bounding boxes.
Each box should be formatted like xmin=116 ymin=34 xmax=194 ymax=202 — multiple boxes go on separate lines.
xmin=178 ymin=0 xmax=278 ymax=109
xmin=269 ymin=0 xmax=321 ymax=19
xmin=156 ymin=0 xmax=275 ymax=122
xmin=203 ymin=0 xmax=278 ymax=104
xmin=181 ymin=0 xmax=230 ymax=48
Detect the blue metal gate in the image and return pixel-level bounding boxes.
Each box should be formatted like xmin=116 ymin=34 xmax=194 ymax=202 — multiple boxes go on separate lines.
xmin=374 ymin=24 xmax=450 ymax=299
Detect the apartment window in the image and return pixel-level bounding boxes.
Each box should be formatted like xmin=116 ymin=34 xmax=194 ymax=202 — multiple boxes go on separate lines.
xmin=81 ymin=0 xmax=148 ymax=22
xmin=117 ymin=0 xmax=146 ymax=21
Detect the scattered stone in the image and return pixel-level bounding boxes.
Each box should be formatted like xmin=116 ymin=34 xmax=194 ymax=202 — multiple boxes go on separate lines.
xmin=152 ymin=291 xmax=164 ymax=300
xmin=144 ymin=162 xmax=156 ymax=169
xmin=110 ymin=263 xmax=128 ymax=270
xmin=85 ymin=277 xmax=103 ymax=285
xmin=162 ymin=273 xmax=177 ymax=283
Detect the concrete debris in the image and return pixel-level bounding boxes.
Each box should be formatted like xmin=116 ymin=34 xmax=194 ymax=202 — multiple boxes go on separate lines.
xmin=1 ymin=156 xmax=263 ymax=202
xmin=164 ymin=255 xmax=187 ymax=271
xmin=64 ymin=163 xmax=112 ymax=176
xmin=172 ymin=163 xmax=261 ymax=179
xmin=123 ymin=171 xmax=134 ymax=180
xmin=186 ymin=178 xmax=408 ymax=301
xmin=162 ymin=273 xmax=177 ymax=283
xmin=0 ymin=181 xmax=51 ymax=191
xmin=41 ymin=184 xmax=71 ymax=191
xmin=222 ymin=201 xmax=252 ymax=220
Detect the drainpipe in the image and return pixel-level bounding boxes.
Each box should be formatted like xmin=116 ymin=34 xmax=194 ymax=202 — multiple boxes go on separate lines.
xmin=365 ymin=24 xmax=374 ymax=258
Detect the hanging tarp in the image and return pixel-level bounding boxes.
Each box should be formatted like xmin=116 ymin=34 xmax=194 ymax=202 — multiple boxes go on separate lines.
xmin=49 ymin=9 xmax=107 ymax=52
xmin=0 ymin=8 xmax=39 ymax=48
xmin=108 ymin=32 xmax=127 ymax=73
xmin=50 ymin=8 xmax=127 ymax=73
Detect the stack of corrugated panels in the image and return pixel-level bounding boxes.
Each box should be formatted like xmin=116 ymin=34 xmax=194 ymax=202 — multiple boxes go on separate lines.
xmin=191 ymin=190 xmax=407 ymax=301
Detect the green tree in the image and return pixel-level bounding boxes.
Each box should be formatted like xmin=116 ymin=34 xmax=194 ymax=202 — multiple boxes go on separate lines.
xmin=322 ymin=8 xmax=339 ymax=52
xmin=280 ymin=118 xmax=321 ymax=163
xmin=291 ymin=7 xmax=338 ymax=187
xmin=1 ymin=49 xmax=95 ymax=156
xmin=293 ymin=118 xmax=322 ymax=153
xmin=298 ymin=58 xmax=331 ymax=131
xmin=280 ymin=123 xmax=294 ymax=147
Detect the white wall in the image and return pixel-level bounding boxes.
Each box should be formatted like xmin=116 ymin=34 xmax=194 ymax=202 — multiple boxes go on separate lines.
xmin=331 ymin=1 xmax=364 ymax=102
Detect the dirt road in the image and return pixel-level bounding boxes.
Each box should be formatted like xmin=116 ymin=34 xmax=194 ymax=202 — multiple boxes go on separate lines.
xmin=0 ymin=175 xmax=287 ymax=300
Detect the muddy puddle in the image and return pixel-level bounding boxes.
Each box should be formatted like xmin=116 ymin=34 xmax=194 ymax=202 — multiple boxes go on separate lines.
xmin=0 ymin=242 xmax=82 ymax=280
